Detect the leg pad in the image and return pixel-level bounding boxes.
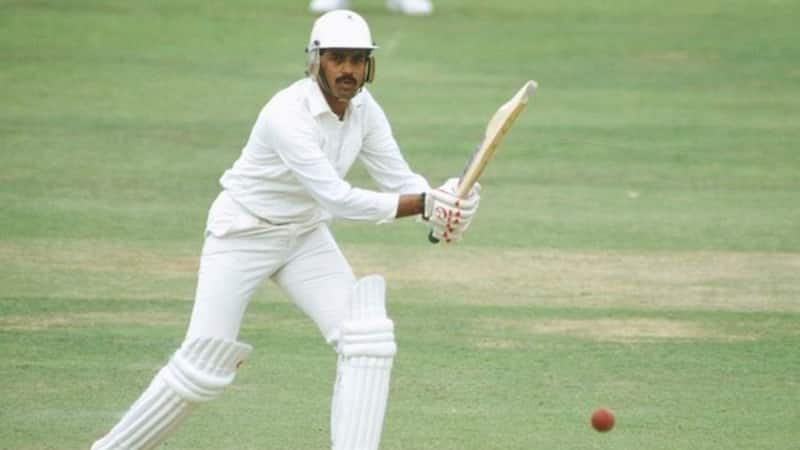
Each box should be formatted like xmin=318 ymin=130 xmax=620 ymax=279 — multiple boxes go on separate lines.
xmin=331 ymin=275 xmax=396 ymax=450
xmin=91 ymin=338 xmax=251 ymax=450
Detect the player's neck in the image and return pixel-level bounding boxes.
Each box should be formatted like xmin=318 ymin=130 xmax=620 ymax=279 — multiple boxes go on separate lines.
xmin=322 ymin=90 xmax=349 ymax=120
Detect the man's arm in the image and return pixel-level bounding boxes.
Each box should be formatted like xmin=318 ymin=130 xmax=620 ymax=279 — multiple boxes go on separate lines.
xmin=360 ymin=97 xmax=431 ymax=195
xmin=395 ymin=193 xmax=425 ymax=218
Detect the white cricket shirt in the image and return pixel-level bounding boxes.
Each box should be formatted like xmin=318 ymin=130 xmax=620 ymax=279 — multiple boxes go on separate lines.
xmin=220 ymin=78 xmax=430 ymax=225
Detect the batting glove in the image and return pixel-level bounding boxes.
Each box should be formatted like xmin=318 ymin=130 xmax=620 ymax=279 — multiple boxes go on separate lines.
xmin=423 ymin=178 xmax=481 ymax=243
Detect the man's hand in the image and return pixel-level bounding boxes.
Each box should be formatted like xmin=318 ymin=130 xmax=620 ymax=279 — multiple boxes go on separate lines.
xmin=423 ymin=178 xmax=481 ymax=243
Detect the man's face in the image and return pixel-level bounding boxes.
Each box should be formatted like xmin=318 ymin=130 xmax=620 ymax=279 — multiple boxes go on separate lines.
xmin=318 ymin=48 xmax=369 ymax=100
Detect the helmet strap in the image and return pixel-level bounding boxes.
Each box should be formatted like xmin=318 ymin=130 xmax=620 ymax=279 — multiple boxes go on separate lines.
xmin=365 ymin=56 xmax=376 ymax=83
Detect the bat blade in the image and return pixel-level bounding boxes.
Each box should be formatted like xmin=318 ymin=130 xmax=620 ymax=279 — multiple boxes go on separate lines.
xmin=428 ymin=80 xmax=538 ymax=244
xmin=456 ymin=80 xmax=537 ymax=198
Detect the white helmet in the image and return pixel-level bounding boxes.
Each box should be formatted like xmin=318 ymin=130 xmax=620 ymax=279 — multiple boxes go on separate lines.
xmin=307 ymin=10 xmax=378 ymax=52
xmin=306 ymin=10 xmax=378 ymax=84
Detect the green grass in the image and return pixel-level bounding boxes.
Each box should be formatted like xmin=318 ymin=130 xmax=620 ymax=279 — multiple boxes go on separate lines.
xmin=2 ymin=0 xmax=799 ymax=449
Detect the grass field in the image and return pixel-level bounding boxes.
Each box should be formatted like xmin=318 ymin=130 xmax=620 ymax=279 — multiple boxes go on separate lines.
xmin=2 ymin=0 xmax=799 ymax=449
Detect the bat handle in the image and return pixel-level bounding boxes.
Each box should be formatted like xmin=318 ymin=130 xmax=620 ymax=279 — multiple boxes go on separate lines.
xmin=427 ymin=230 xmax=440 ymax=244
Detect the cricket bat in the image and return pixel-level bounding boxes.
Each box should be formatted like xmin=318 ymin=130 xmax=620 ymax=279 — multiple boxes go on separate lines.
xmin=429 ymin=80 xmax=538 ymax=243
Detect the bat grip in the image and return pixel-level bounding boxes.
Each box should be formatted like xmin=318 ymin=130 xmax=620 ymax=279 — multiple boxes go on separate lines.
xmin=427 ymin=230 xmax=440 ymax=244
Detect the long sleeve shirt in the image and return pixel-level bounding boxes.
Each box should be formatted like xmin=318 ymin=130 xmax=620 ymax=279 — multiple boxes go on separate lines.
xmin=220 ymin=78 xmax=430 ymax=226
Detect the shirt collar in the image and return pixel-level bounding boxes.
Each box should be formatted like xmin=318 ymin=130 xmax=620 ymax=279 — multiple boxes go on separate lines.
xmin=306 ymin=78 xmax=366 ymax=118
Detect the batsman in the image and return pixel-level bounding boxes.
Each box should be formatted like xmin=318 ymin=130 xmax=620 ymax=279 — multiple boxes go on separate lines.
xmin=91 ymin=10 xmax=480 ymax=450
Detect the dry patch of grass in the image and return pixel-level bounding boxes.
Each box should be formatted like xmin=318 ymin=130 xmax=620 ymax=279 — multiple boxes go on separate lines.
xmin=0 ymin=311 xmax=185 ymax=331
xmin=470 ymin=337 xmax=520 ymax=350
xmin=2 ymin=240 xmax=798 ymax=313
xmin=346 ymin=245 xmax=800 ymax=312
xmin=477 ymin=317 xmax=756 ymax=344
xmin=0 ymin=239 xmax=197 ymax=275
xmin=0 ymin=239 xmax=199 ymax=301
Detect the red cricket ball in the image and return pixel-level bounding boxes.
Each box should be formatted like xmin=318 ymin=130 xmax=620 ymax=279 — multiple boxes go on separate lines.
xmin=591 ymin=408 xmax=615 ymax=432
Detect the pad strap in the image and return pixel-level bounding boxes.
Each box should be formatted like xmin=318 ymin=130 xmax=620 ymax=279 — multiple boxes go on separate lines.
xmin=337 ymin=318 xmax=397 ymax=358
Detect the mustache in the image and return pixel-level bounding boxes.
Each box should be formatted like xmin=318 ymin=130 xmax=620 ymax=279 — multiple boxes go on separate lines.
xmin=336 ymin=75 xmax=357 ymax=83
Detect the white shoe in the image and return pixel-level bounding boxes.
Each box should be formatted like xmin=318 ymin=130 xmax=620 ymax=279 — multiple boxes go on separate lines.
xmin=309 ymin=0 xmax=349 ymax=14
xmin=386 ymin=0 xmax=433 ymax=16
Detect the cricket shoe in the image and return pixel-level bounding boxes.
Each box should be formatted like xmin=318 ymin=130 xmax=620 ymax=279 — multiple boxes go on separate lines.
xmin=309 ymin=0 xmax=349 ymax=14
xmin=386 ymin=0 xmax=434 ymax=16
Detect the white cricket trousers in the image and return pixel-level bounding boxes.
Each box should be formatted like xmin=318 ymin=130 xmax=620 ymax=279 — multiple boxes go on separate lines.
xmin=186 ymin=191 xmax=356 ymax=343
